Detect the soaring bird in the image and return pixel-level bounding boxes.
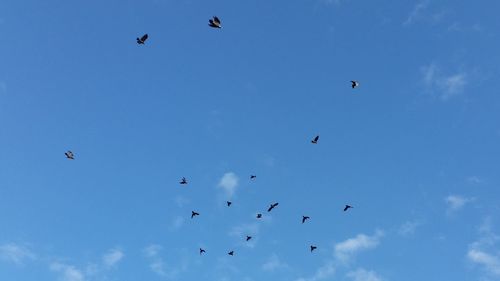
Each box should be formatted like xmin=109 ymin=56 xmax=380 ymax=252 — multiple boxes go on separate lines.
xmin=208 ymin=16 xmax=222 ymax=28
xmin=310 ymin=245 xmax=317 ymax=252
xmin=246 ymin=235 xmax=252 ymax=241
xmin=191 ymin=211 xmax=200 ymax=218
xmin=228 ymin=250 xmax=234 ymax=256
xmin=199 ymin=248 xmax=206 ymax=255
xmin=343 ymin=205 xmax=353 ymax=212
xmin=302 ymin=216 xmax=310 ymax=224
xmin=311 ymin=135 xmax=319 ymax=144
xmin=256 ymin=213 xmax=262 ymax=219
xmin=65 ymin=151 xmax=74 ymax=160
xmin=180 ymin=177 xmax=188 ymax=185
xmin=136 ymin=34 xmax=148 ymax=44
xmin=227 ymin=201 xmax=232 ymax=207
xmin=250 ymin=175 xmax=257 ymax=180
xmin=351 ymin=80 xmax=359 ymax=89
xmin=268 ymin=202 xmax=279 ymax=212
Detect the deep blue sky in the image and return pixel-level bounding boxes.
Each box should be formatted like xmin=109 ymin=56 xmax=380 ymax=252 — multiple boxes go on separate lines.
xmin=1 ymin=0 xmax=500 ymax=281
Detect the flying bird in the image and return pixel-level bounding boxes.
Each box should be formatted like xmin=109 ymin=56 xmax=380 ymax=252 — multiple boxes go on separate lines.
xmin=343 ymin=205 xmax=353 ymax=212
xmin=199 ymin=248 xmax=206 ymax=255
xmin=256 ymin=213 xmax=262 ymax=219
xmin=65 ymin=151 xmax=74 ymax=160
xmin=191 ymin=211 xmax=200 ymax=218
xmin=250 ymin=175 xmax=257 ymax=180
xmin=351 ymin=80 xmax=359 ymax=89
xmin=180 ymin=177 xmax=188 ymax=185
xmin=228 ymin=250 xmax=234 ymax=256
xmin=246 ymin=235 xmax=252 ymax=241
xmin=311 ymin=135 xmax=319 ymax=144
xmin=136 ymin=34 xmax=148 ymax=44
xmin=310 ymin=245 xmax=317 ymax=252
xmin=267 ymin=202 xmax=279 ymax=212
xmin=302 ymin=216 xmax=310 ymax=224
xmin=227 ymin=201 xmax=232 ymax=207
xmin=208 ymin=16 xmax=222 ymax=28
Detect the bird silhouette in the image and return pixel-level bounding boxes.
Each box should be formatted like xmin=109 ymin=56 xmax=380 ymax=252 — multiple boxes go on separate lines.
xmin=310 ymin=245 xmax=317 ymax=252
xmin=136 ymin=34 xmax=148 ymax=44
xmin=227 ymin=201 xmax=232 ymax=207
xmin=250 ymin=175 xmax=257 ymax=180
xmin=268 ymin=202 xmax=279 ymax=212
xmin=180 ymin=177 xmax=188 ymax=185
xmin=351 ymin=80 xmax=359 ymax=89
xmin=246 ymin=235 xmax=252 ymax=241
xmin=311 ymin=135 xmax=319 ymax=144
xmin=65 ymin=151 xmax=74 ymax=160
xmin=228 ymin=250 xmax=234 ymax=256
xmin=256 ymin=213 xmax=262 ymax=219
xmin=343 ymin=205 xmax=353 ymax=212
xmin=302 ymin=216 xmax=310 ymax=224
xmin=208 ymin=16 xmax=222 ymax=28
xmin=199 ymin=248 xmax=206 ymax=255
xmin=191 ymin=211 xmax=200 ymax=218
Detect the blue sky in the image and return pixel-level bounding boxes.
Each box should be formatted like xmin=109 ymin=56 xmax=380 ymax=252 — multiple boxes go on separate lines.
xmin=1 ymin=0 xmax=500 ymax=280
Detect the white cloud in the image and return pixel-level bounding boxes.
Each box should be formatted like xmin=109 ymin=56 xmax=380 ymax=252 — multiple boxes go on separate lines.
xmin=404 ymin=0 xmax=429 ymax=25
xmin=262 ymin=254 xmax=290 ymax=272
xmin=218 ymin=172 xmax=239 ymax=198
xmin=143 ymin=244 xmax=162 ymax=258
xmin=334 ymin=230 xmax=384 ymax=263
xmin=296 ymin=261 xmax=336 ymax=281
xmin=445 ymin=195 xmax=473 ymax=213
xmin=398 ymin=220 xmax=422 ymax=236
xmin=421 ymin=63 xmax=467 ymax=100
xmin=347 ymin=268 xmax=384 ymax=281
xmin=467 ymin=220 xmax=500 ymax=277
xmin=50 ymin=262 xmax=85 ymax=281
xmin=467 ymin=176 xmax=483 ymax=184
xmin=143 ymin=244 xmax=187 ymax=278
xmin=102 ymin=248 xmax=124 ymax=267
xmin=0 ymin=243 xmax=36 ymax=265
xmin=169 ymin=216 xmax=185 ymax=231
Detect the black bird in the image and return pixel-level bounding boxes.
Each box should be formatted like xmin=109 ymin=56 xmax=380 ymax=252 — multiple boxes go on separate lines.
xmin=191 ymin=211 xmax=200 ymax=218
xmin=250 ymin=175 xmax=257 ymax=180
xmin=343 ymin=205 xmax=353 ymax=212
xmin=180 ymin=177 xmax=188 ymax=185
xmin=208 ymin=16 xmax=222 ymax=28
xmin=311 ymin=135 xmax=319 ymax=144
xmin=351 ymin=80 xmax=359 ymax=89
xmin=65 ymin=151 xmax=74 ymax=160
xmin=246 ymin=235 xmax=252 ymax=241
xmin=227 ymin=201 xmax=232 ymax=207
xmin=267 ymin=202 xmax=279 ymax=212
xmin=256 ymin=213 xmax=262 ymax=219
xmin=228 ymin=250 xmax=234 ymax=256
xmin=136 ymin=34 xmax=148 ymax=44
xmin=199 ymin=248 xmax=206 ymax=255
xmin=302 ymin=216 xmax=310 ymax=224
xmin=310 ymin=245 xmax=317 ymax=252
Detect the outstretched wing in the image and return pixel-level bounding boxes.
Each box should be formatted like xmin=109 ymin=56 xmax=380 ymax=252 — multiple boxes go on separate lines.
xmin=141 ymin=34 xmax=148 ymax=41
xmin=213 ymin=16 xmax=220 ymax=24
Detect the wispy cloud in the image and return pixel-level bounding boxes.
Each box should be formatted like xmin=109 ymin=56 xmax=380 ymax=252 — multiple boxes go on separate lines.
xmin=404 ymin=0 xmax=429 ymax=25
xmin=262 ymin=254 xmax=290 ymax=272
xmin=467 ymin=176 xmax=483 ymax=184
xmin=445 ymin=195 xmax=474 ymax=214
xmin=50 ymin=262 xmax=86 ymax=281
xmin=467 ymin=219 xmax=500 ymax=277
xmin=347 ymin=268 xmax=384 ymax=281
xmin=229 ymin=222 xmax=260 ymax=248
xmin=0 ymin=243 xmax=36 ymax=265
xmin=398 ymin=220 xmax=422 ymax=236
xmin=334 ymin=230 xmax=384 ymax=263
xmin=296 ymin=261 xmax=336 ymax=281
xmin=102 ymin=248 xmax=124 ymax=268
xmin=169 ymin=216 xmax=185 ymax=231
xmin=218 ymin=172 xmax=239 ymax=198
xmin=421 ymin=63 xmax=467 ymax=100
xmin=143 ymin=244 xmax=187 ymax=278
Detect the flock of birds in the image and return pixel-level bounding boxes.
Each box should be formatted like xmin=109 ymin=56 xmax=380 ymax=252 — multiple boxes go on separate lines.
xmin=63 ymin=15 xmax=359 ymax=258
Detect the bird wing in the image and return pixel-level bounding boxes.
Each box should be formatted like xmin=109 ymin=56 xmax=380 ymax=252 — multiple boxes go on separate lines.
xmin=141 ymin=34 xmax=148 ymax=41
xmin=314 ymin=136 xmax=319 ymax=142
xmin=213 ymin=16 xmax=220 ymax=24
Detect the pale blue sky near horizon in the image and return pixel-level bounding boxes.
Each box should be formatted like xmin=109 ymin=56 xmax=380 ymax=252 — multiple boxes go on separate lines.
xmin=1 ymin=0 xmax=500 ymax=281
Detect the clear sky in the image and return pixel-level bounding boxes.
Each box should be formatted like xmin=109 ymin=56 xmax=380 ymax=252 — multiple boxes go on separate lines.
xmin=1 ymin=0 xmax=500 ymax=281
